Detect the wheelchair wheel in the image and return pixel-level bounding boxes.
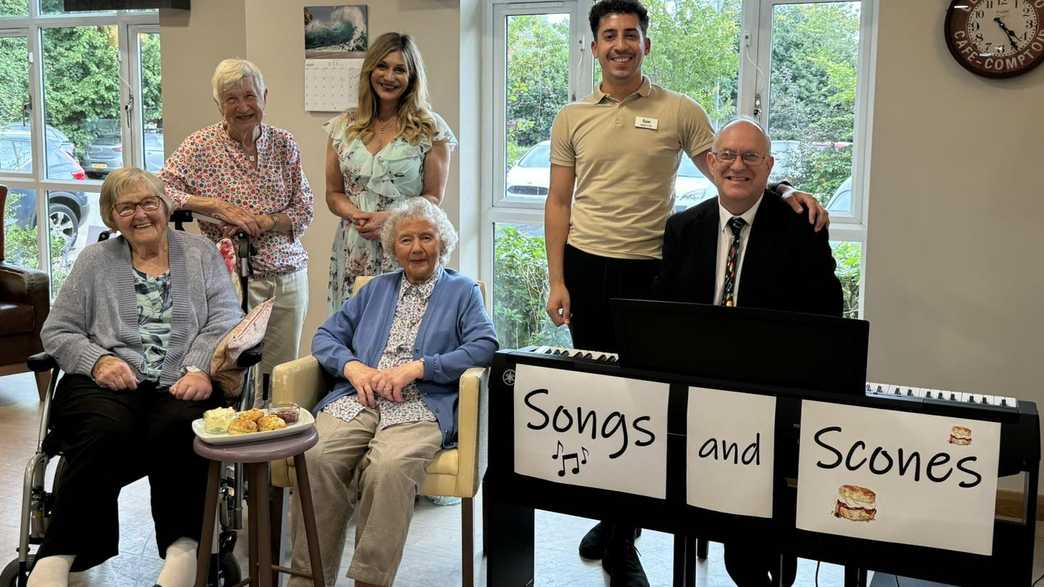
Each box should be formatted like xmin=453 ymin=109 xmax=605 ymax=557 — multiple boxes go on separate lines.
xmin=0 ymin=554 xmax=33 ymax=587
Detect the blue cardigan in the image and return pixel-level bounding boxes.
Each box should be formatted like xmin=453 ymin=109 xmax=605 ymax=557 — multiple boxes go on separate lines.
xmin=312 ymin=268 xmax=498 ymax=447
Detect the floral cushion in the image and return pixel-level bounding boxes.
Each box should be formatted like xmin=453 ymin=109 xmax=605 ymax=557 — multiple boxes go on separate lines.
xmin=210 ymin=297 xmax=273 ymax=396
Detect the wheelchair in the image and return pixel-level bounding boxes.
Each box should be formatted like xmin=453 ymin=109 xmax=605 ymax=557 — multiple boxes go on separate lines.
xmin=0 ymin=211 xmax=264 ymax=587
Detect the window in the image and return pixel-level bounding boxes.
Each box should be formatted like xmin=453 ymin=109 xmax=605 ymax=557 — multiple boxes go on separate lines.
xmin=484 ymin=0 xmax=876 ymax=347
xmin=0 ymin=3 xmax=160 ymax=297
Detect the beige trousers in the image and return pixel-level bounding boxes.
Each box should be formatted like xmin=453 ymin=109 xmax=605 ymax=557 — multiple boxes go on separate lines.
xmin=288 ymin=410 xmax=442 ymax=587
xmin=247 ymin=269 xmax=308 ymax=401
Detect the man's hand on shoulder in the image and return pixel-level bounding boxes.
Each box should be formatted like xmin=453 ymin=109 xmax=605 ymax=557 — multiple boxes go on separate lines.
xmin=779 ymin=186 xmax=829 ymax=232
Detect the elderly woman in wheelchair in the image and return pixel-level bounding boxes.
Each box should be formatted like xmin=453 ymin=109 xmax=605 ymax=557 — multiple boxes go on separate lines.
xmin=26 ymin=168 xmax=243 ymax=587
xmin=287 ymin=198 xmax=497 ymax=587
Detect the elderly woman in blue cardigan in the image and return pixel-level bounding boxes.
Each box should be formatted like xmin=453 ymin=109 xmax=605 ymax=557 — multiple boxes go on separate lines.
xmin=288 ymin=198 xmax=498 ymax=587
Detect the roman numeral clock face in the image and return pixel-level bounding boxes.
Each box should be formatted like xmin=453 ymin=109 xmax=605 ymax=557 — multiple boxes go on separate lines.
xmin=946 ymin=0 xmax=1044 ymax=78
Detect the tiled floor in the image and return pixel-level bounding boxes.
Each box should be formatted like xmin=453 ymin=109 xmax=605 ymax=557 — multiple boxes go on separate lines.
xmin=1 ymin=371 xmax=1042 ymax=586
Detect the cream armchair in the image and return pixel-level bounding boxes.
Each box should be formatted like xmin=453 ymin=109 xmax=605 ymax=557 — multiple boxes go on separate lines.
xmin=269 ymin=276 xmax=489 ymax=586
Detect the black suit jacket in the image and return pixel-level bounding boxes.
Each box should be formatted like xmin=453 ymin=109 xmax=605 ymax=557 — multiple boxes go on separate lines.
xmin=652 ymin=190 xmax=843 ymax=317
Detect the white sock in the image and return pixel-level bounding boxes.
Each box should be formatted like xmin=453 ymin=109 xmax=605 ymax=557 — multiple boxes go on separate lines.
xmin=155 ymin=537 xmax=198 ymax=587
xmin=27 ymin=554 xmax=74 ymax=587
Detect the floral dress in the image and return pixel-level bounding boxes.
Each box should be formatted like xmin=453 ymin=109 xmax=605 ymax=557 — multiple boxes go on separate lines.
xmin=323 ymin=111 xmax=457 ymax=312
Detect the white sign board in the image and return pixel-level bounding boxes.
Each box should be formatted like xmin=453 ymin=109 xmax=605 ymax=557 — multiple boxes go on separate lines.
xmin=796 ymin=401 xmax=1000 ymax=555
xmin=687 ymin=387 xmax=776 ymax=518
xmin=513 ymin=364 xmax=669 ymax=499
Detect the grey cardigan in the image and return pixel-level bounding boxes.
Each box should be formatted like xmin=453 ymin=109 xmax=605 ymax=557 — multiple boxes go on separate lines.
xmin=41 ymin=230 xmax=244 ymax=387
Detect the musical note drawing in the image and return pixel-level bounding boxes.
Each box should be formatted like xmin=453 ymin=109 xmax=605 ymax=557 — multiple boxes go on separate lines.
xmin=552 ymin=442 xmax=591 ymax=477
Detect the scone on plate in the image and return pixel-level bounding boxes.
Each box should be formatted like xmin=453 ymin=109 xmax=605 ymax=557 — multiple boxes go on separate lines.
xmin=258 ymin=414 xmax=288 ymax=432
xmin=228 ymin=418 xmax=259 ymax=434
xmin=237 ymin=408 xmax=265 ymax=423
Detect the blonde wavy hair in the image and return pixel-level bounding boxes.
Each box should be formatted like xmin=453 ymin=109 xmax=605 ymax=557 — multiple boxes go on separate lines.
xmin=344 ymin=32 xmax=438 ymax=146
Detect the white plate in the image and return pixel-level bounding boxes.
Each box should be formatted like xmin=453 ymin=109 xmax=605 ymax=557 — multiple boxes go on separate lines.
xmin=192 ymin=409 xmax=315 ymax=445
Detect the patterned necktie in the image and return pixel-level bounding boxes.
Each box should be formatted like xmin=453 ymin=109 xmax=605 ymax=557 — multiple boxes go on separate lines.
xmin=719 ymin=216 xmax=747 ymax=307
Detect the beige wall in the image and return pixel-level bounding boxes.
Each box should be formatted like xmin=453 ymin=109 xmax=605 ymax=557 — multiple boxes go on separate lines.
xmin=161 ymin=0 xmax=463 ymax=356
xmin=865 ymin=1 xmax=1044 ymax=486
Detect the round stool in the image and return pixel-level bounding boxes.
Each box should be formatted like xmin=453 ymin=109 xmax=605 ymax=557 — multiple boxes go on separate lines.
xmin=193 ymin=427 xmax=324 ymax=587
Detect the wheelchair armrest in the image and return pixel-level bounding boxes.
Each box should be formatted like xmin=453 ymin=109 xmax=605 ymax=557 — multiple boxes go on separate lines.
xmin=236 ymin=344 xmax=263 ymax=369
xmin=27 ymin=352 xmax=57 ymax=372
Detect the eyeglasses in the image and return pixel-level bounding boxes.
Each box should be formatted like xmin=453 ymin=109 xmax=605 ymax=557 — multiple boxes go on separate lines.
xmin=114 ymin=197 xmax=162 ymax=217
xmin=713 ymin=150 xmax=769 ymax=164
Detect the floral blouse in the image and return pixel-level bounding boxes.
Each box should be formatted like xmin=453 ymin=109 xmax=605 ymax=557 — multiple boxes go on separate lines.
xmin=133 ymin=269 xmax=172 ymax=382
xmin=161 ymin=123 xmax=315 ymax=277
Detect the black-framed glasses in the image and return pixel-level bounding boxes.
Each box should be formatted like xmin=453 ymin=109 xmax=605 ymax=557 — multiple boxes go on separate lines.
xmin=713 ymin=150 xmax=769 ymax=164
xmin=114 ymin=196 xmax=162 ymax=217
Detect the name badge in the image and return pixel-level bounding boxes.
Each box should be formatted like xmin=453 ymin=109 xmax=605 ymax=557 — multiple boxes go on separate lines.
xmin=635 ymin=116 xmax=659 ymax=130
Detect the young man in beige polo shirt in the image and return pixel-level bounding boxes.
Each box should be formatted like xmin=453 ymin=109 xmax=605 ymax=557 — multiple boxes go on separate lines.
xmin=543 ymin=1 xmax=827 ymax=585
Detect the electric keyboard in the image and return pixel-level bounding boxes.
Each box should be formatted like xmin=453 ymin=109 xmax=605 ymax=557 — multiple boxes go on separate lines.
xmin=866 ymin=381 xmax=1018 ymax=409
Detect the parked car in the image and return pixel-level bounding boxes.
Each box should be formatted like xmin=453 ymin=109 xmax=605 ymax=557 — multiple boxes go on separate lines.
xmin=505 ymin=140 xmax=713 ymax=211
xmin=84 ymin=130 xmax=164 ymax=178
xmin=826 ymin=176 xmax=852 ymax=213
xmin=83 ymin=133 xmax=121 ymax=179
xmin=144 ymin=130 xmax=164 ymax=173
xmin=1 ymin=127 xmax=90 ymax=248
xmin=1 ymin=122 xmax=76 ymax=161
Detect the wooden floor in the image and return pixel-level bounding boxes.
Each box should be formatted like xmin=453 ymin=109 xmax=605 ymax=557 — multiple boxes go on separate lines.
xmin=1 ymin=371 xmax=1041 ymax=586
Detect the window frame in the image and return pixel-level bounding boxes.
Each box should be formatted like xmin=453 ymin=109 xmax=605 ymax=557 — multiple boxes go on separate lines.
xmin=0 ymin=6 xmax=159 ymax=289
xmin=752 ymin=0 xmax=876 ymax=243
xmin=481 ymin=0 xmax=877 ymax=334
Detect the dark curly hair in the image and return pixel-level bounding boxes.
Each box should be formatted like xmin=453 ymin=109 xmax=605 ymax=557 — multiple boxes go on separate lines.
xmin=588 ymin=0 xmax=649 ymax=37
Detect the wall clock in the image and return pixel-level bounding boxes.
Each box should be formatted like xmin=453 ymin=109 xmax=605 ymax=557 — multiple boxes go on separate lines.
xmin=945 ymin=0 xmax=1044 ymax=78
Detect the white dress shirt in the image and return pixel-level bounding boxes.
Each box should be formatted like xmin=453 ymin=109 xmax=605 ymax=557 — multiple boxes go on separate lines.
xmin=713 ymin=195 xmax=764 ymax=306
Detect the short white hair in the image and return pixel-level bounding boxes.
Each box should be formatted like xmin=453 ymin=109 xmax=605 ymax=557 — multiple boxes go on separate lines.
xmin=211 ymin=58 xmax=266 ymax=104
xmin=714 ymin=117 xmax=772 ymax=153
xmin=381 ymin=198 xmax=458 ymax=265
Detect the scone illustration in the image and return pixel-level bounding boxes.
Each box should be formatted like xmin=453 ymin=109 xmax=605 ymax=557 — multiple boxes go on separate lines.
xmin=833 ymin=484 xmax=877 ymax=522
xmin=949 ymin=425 xmax=972 ymax=445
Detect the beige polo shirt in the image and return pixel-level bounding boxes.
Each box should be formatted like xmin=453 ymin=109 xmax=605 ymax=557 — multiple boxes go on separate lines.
xmin=550 ymin=77 xmax=715 ymax=260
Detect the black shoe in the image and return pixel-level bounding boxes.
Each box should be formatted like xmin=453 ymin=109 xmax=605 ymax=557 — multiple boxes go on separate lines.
xmin=579 ymin=521 xmax=612 ymax=560
xmin=602 ymin=541 xmax=650 ymax=587
xmin=580 ymin=523 xmax=642 ymax=560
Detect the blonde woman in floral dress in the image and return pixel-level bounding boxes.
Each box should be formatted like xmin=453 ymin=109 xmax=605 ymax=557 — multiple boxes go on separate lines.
xmin=324 ymin=32 xmax=456 ymax=312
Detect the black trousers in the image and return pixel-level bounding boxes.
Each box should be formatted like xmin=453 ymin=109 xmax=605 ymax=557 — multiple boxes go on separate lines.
xmin=562 ymin=244 xmax=660 ymax=354
xmin=37 ymin=373 xmax=222 ymax=571
xmin=563 ymin=244 xmax=659 ymax=550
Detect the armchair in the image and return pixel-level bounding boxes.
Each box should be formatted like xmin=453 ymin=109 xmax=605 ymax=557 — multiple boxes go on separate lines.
xmin=269 ymin=276 xmax=489 ymax=586
xmin=0 ymin=185 xmax=51 ymax=400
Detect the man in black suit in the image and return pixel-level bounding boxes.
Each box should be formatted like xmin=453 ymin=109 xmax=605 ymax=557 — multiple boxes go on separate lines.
xmin=654 ymin=118 xmax=842 ymax=315
xmin=653 ymin=118 xmax=843 ymax=586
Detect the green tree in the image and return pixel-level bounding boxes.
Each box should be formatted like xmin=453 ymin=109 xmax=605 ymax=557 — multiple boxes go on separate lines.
xmin=0 ymin=36 xmax=30 ymax=129
xmin=494 ymin=226 xmax=572 ymax=349
xmin=505 ymin=15 xmax=570 ymax=169
xmin=768 ymin=3 xmax=860 ymax=204
xmin=41 ymin=25 xmax=122 ymax=159
xmin=831 ymin=241 xmax=862 ymax=319
xmin=642 ymin=0 xmax=742 ymax=127
xmin=140 ymin=32 xmax=162 ymax=128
